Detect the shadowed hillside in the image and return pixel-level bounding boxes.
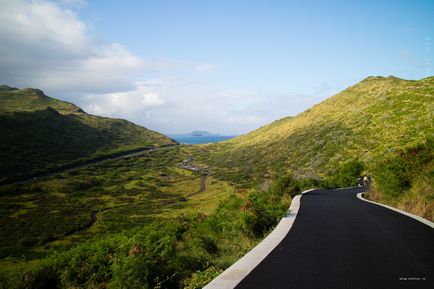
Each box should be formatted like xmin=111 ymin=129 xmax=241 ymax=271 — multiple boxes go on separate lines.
xmin=0 ymin=86 xmax=176 ymax=182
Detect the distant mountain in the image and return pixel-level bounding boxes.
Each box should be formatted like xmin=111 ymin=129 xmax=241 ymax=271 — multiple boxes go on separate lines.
xmin=0 ymin=86 xmax=177 ymax=182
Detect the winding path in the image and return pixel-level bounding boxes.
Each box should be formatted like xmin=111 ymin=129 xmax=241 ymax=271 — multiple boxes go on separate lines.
xmin=178 ymin=159 xmax=209 ymax=197
xmin=3 ymin=144 xmax=177 ymax=185
xmin=48 ymin=197 xmax=176 ymax=245
xmin=231 ymin=188 xmax=434 ymax=289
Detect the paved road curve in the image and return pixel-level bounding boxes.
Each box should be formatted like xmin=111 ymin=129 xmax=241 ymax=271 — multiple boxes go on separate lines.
xmin=235 ymin=188 xmax=434 ymax=289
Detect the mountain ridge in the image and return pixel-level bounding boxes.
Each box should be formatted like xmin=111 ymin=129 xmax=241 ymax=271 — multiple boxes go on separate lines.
xmin=189 ymin=75 xmax=433 ymax=220
xmin=0 ymin=86 xmax=177 ymax=182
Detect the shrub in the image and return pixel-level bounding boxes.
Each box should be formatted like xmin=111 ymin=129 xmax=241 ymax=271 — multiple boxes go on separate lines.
xmin=110 ymin=254 xmax=154 ymax=289
xmin=19 ymin=237 xmax=38 ymax=247
xmin=270 ymin=175 xmax=299 ymax=197
xmin=46 ymin=238 xmax=119 ymax=288
xmin=372 ymin=141 xmax=432 ymax=197
xmin=373 ymin=156 xmax=409 ymax=197
xmin=240 ymin=189 xmax=287 ymax=238
xmin=332 ymin=160 xmax=364 ymax=188
xmin=184 ymin=267 xmax=222 ymax=289
xmin=19 ymin=265 xmax=58 ymax=289
xmin=12 ymin=178 xmax=295 ymax=289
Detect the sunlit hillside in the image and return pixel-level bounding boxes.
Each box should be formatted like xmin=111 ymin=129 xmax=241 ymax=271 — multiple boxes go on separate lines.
xmin=191 ymin=76 xmax=434 ymax=219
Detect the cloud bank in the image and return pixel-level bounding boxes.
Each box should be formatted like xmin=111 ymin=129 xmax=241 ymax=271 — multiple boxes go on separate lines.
xmin=0 ymin=0 xmax=143 ymax=93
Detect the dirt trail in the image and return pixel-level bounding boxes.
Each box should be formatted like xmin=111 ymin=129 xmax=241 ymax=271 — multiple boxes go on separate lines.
xmin=199 ymin=175 xmax=207 ymax=193
xmin=45 ymin=198 xmax=169 ymax=245
xmin=177 ymin=158 xmax=209 ymax=197
xmin=186 ymin=175 xmax=208 ymax=197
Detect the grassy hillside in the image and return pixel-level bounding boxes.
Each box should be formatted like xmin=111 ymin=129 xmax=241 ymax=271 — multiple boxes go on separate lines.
xmin=0 ymin=86 xmax=176 ymax=183
xmin=0 ymin=77 xmax=432 ymax=288
xmin=0 ymin=145 xmax=291 ymax=289
xmin=0 ymin=87 xmax=288 ymax=289
xmin=190 ymin=76 xmax=434 ymax=220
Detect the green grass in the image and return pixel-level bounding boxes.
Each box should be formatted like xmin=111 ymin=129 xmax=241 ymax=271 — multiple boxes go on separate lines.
xmin=185 ymin=76 xmax=434 ymax=220
xmin=0 ymin=145 xmax=298 ymax=288
xmin=0 ymin=148 xmax=189 ymax=255
xmin=0 ymin=86 xmax=176 ymax=183
xmin=0 ymin=76 xmax=433 ymax=288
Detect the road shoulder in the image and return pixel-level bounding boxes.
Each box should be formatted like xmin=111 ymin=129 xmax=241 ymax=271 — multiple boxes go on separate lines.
xmin=357 ymin=192 xmax=434 ymax=228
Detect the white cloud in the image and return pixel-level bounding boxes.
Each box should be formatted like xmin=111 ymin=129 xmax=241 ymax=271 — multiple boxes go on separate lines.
xmin=85 ymin=83 xmax=165 ymax=117
xmin=0 ymin=0 xmax=272 ymax=135
xmin=0 ymin=0 xmax=142 ymax=94
xmin=4 ymin=0 xmax=88 ymax=52
xmin=81 ymin=77 xmax=316 ymax=135
xmin=0 ymin=0 xmax=327 ymax=135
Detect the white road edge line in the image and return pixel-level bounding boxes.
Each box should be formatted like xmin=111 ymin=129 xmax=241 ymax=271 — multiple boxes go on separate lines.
xmin=203 ymin=188 xmax=316 ymax=289
xmin=357 ymin=192 xmax=434 ymax=229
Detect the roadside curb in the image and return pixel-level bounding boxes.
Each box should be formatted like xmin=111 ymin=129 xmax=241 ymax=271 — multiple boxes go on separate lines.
xmin=357 ymin=192 xmax=434 ymax=228
xmin=203 ymin=188 xmax=316 ymax=289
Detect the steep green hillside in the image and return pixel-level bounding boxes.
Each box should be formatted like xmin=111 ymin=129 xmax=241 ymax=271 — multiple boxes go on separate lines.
xmin=2 ymin=77 xmax=431 ymax=288
xmin=191 ymin=76 xmax=434 ymax=219
xmin=0 ymin=86 xmax=176 ymax=182
xmin=0 ymin=145 xmax=286 ymax=289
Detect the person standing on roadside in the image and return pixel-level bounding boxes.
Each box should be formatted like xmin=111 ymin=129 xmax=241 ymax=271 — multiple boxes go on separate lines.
xmin=363 ymin=175 xmax=369 ymax=187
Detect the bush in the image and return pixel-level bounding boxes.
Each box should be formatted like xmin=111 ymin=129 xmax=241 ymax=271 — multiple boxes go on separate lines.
xmin=240 ymin=189 xmax=287 ymax=238
xmin=332 ymin=160 xmax=364 ymax=188
xmin=110 ymin=255 xmax=154 ymax=289
xmin=19 ymin=237 xmax=38 ymax=247
xmin=19 ymin=265 xmax=59 ymax=289
xmin=35 ymin=238 xmax=119 ymax=289
xmin=12 ymin=179 xmax=296 ymax=289
xmin=372 ymin=141 xmax=432 ymax=197
xmin=373 ymin=156 xmax=409 ymax=197
xmin=184 ymin=267 xmax=222 ymax=289
xmin=270 ymin=175 xmax=300 ymax=197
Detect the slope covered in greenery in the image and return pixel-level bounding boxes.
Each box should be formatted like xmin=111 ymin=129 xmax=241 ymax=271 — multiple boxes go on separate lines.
xmin=0 ymin=87 xmax=287 ymax=289
xmin=0 ymin=145 xmax=292 ymax=289
xmin=191 ymin=76 xmax=434 ymax=220
xmin=0 ymin=86 xmax=176 ymax=182
xmin=0 ymin=77 xmax=432 ymax=288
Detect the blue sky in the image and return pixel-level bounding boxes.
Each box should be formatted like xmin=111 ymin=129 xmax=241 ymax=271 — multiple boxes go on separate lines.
xmin=1 ymin=0 xmax=433 ymax=134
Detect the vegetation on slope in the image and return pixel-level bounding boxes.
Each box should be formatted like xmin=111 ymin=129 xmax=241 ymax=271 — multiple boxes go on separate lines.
xmin=189 ymin=76 xmax=434 ymax=220
xmin=0 ymin=85 xmax=297 ymax=289
xmin=0 ymin=86 xmax=176 ymax=183
xmin=0 ymin=146 xmax=302 ymax=288
xmin=0 ymin=76 xmax=432 ymax=288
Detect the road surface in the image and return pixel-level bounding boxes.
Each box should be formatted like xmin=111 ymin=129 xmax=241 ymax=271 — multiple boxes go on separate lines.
xmin=235 ymin=188 xmax=434 ymax=289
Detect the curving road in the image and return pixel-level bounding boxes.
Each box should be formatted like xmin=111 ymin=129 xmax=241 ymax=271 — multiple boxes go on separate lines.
xmin=235 ymin=188 xmax=434 ymax=289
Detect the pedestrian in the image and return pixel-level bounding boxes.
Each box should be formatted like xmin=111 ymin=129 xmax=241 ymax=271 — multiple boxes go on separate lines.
xmin=363 ymin=175 xmax=369 ymax=187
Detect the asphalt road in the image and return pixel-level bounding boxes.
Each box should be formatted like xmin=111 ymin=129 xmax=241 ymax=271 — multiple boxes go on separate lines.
xmin=235 ymin=188 xmax=434 ymax=289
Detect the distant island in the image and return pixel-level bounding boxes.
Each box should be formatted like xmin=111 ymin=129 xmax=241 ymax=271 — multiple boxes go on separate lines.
xmin=169 ymin=131 xmax=221 ymax=137
xmin=169 ymin=131 xmax=236 ymax=144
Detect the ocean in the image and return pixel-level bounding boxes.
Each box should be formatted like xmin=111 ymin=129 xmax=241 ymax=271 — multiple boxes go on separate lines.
xmin=171 ymin=135 xmax=235 ymax=144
